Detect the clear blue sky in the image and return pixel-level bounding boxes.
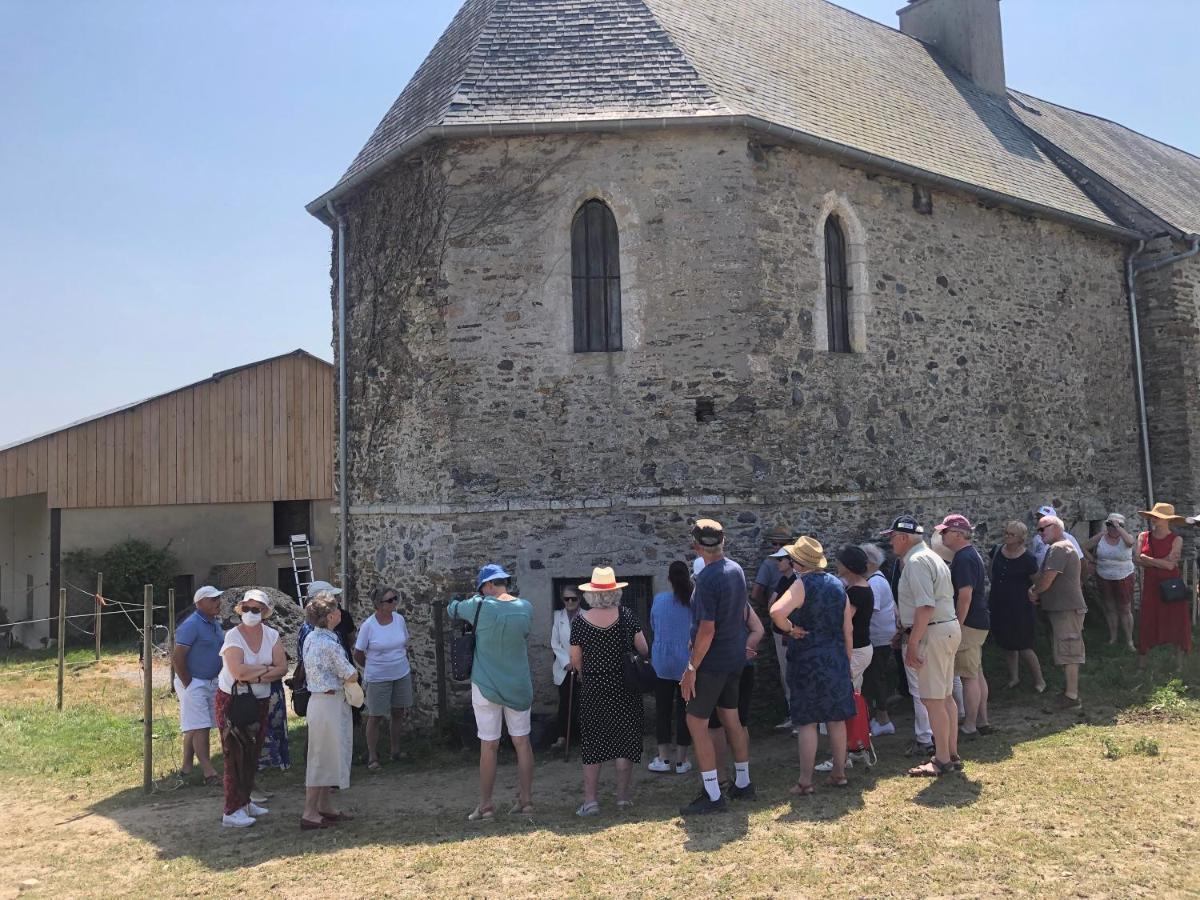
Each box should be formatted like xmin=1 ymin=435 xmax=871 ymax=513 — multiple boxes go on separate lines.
xmin=1 ymin=0 xmax=1195 ymax=448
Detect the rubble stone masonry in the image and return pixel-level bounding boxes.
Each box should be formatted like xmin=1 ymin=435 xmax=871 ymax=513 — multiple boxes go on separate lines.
xmin=332 ymin=128 xmax=1150 ymax=722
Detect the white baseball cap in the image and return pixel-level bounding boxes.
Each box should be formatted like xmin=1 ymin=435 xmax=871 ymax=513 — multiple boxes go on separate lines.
xmin=306 ymin=580 xmax=342 ymax=599
xmin=193 ymin=585 xmax=222 ymax=604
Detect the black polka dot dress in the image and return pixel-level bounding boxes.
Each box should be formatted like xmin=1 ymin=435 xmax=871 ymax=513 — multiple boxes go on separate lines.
xmin=570 ymin=607 xmax=644 ymax=765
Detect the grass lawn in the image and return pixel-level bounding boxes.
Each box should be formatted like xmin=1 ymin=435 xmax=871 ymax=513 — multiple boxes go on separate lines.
xmin=1 ymin=630 xmax=1198 ymax=898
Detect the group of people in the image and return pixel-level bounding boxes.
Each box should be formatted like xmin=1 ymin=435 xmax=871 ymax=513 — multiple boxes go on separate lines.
xmin=170 ymin=500 xmax=1193 ymax=825
xmin=172 ymin=579 xmax=416 ymax=828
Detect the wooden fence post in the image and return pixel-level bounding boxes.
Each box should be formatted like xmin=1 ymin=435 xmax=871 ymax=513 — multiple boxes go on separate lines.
xmin=143 ymin=584 xmax=153 ymax=794
xmin=167 ymin=587 xmax=176 ymax=686
xmin=95 ymin=572 xmax=103 ymax=661
xmin=56 ymin=587 xmax=66 ymax=711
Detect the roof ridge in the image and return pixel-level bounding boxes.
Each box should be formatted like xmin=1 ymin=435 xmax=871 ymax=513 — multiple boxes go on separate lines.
xmin=1011 ymin=88 xmax=1200 ymax=168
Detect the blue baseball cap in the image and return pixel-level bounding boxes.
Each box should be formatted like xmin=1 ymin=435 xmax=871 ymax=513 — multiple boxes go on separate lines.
xmin=476 ymin=563 xmax=512 ymax=589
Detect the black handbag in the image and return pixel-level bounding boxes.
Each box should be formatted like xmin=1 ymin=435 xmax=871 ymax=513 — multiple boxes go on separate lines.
xmin=451 ymin=599 xmax=484 ymax=682
xmin=286 ymin=664 xmax=310 ymax=717
xmin=619 ymin=609 xmax=657 ymax=694
xmin=227 ymin=682 xmax=261 ymax=728
xmin=1159 ymin=577 xmax=1190 ymax=604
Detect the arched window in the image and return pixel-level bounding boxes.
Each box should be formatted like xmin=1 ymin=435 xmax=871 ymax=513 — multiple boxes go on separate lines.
xmin=824 ymin=216 xmax=851 ymax=354
xmin=571 ymin=200 xmax=622 ymax=353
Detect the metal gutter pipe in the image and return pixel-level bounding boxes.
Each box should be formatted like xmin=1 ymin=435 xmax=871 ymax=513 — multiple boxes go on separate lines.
xmin=1125 ymin=233 xmax=1200 ymax=507
xmin=1125 ymin=239 xmax=1153 ymax=507
xmin=326 ymin=200 xmax=349 ymax=594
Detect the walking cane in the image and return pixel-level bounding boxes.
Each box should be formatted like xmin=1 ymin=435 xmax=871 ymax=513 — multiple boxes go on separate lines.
xmin=564 ymin=670 xmax=575 ymax=762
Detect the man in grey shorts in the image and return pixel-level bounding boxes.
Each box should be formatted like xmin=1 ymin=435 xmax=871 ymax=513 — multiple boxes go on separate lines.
xmin=679 ymin=519 xmax=754 ymax=815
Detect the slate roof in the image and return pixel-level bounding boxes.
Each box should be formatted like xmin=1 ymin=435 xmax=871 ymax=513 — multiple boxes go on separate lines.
xmin=313 ymin=0 xmax=1194 ymax=239
xmin=1008 ymin=90 xmax=1200 ymax=236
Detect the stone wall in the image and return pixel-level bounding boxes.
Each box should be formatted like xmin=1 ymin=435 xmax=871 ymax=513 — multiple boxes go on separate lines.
xmin=333 ymin=127 xmax=1148 ymax=724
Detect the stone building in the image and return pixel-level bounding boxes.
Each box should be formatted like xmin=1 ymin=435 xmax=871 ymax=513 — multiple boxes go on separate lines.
xmin=307 ymin=0 xmax=1200 ymax=721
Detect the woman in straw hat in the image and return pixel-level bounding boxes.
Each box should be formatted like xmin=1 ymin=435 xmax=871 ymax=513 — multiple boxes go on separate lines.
xmin=769 ymin=538 xmax=856 ymax=796
xmin=569 ymin=566 xmax=650 ymax=816
xmin=215 ymin=589 xmax=287 ymax=828
xmin=1134 ymin=502 xmax=1191 ymax=667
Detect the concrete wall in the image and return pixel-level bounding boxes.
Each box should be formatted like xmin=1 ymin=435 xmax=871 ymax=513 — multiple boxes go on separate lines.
xmin=61 ymin=499 xmax=335 ymax=606
xmin=0 ymin=494 xmax=51 ymax=646
xmin=335 ymin=128 xmax=1149 ymax=723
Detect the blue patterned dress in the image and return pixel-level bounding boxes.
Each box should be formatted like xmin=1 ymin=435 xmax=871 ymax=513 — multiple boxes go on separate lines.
xmin=786 ymin=571 xmax=856 ymax=726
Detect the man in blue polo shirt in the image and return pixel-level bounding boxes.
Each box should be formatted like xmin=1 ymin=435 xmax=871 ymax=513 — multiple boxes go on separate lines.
xmin=679 ymin=518 xmax=754 ymax=815
xmin=172 ymin=586 xmax=225 ymax=783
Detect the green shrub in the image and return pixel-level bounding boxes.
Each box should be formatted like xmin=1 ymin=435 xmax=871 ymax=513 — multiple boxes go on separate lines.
xmin=62 ymin=540 xmax=178 ymax=646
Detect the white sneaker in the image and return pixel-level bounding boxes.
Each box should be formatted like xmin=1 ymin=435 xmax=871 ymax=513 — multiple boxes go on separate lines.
xmin=647 ymin=757 xmax=673 ymax=773
xmin=221 ymin=809 xmax=256 ymax=828
xmin=774 ymin=718 xmax=794 ymax=730
xmin=675 ymin=761 xmax=693 ymax=775
xmin=814 ymin=757 xmax=853 ymax=772
xmin=250 ymin=790 xmax=272 ymax=803
xmin=246 ymin=802 xmax=269 ymax=816
xmin=870 ymin=720 xmax=896 ymax=737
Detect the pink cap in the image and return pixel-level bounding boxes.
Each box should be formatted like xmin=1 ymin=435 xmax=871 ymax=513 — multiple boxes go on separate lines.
xmin=934 ymin=514 xmax=973 ymax=533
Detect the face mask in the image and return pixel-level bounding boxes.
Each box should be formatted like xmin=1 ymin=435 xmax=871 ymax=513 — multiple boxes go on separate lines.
xmin=241 ymin=611 xmax=263 ymax=626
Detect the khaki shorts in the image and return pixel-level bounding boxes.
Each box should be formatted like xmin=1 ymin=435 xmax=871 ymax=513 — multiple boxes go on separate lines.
xmin=365 ymin=674 xmax=413 ymax=717
xmin=954 ymin=625 xmax=988 ymax=678
xmin=913 ymin=619 xmax=961 ymax=700
xmin=1047 ymin=610 xmax=1086 ymax=665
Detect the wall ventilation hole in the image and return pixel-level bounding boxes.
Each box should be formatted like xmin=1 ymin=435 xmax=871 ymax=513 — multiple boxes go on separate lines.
xmin=695 ymin=398 xmax=716 ymax=423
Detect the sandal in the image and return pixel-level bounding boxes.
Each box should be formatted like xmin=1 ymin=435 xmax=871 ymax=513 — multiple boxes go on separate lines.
xmin=508 ymin=800 xmax=535 ymax=815
xmin=823 ymin=774 xmax=848 ymax=787
xmin=908 ymin=759 xmax=952 ymax=777
xmin=467 ymin=804 xmax=494 ymax=822
xmin=320 ymin=810 xmax=354 ymax=821
xmin=575 ymin=801 xmax=600 ymax=817
xmin=616 ymin=799 xmax=634 ymax=809
xmin=789 ymin=782 xmax=815 ymax=796
xmin=204 ymin=775 xmax=220 ymax=787
xmin=367 ymin=760 xmax=382 ymax=771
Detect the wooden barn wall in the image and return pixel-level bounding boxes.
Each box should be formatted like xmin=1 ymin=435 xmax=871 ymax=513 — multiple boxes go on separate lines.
xmin=0 ymin=355 xmax=334 ymax=508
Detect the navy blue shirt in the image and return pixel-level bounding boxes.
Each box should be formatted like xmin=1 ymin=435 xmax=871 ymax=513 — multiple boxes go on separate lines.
xmin=951 ymin=545 xmax=990 ymax=630
xmin=691 ymin=557 xmax=749 ymax=674
xmin=174 ymin=609 xmax=224 ymax=680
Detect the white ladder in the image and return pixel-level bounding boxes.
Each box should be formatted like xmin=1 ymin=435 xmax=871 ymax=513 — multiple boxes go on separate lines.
xmin=290 ymin=534 xmax=315 ymax=605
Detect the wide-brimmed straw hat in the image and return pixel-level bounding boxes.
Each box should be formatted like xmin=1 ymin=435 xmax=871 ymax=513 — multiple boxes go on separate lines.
xmin=786 ymin=536 xmax=828 ymax=570
xmin=1139 ymin=502 xmax=1187 ymax=525
xmin=236 ymin=588 xmax=275 ymax=617
xmin=578 ymin=566 xmax=629 ymax=592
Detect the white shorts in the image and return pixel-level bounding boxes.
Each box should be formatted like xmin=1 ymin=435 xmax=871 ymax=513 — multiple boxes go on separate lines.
xmin=471 ymin=683 xmax=531 ymax=742
xmin=174 ymin=676 xmax=217 ymax=732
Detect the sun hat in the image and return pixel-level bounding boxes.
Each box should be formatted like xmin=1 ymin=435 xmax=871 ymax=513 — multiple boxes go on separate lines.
xmin=578 ymin=566 xmax=629 ymax=592
xmin=1105 ymin=513 xmax=1126 ymax=527
xmin=769 ymin=546 xmax=791 ymax=558
xmin=343 ymin=681 xmax=365 ymax=708
xmin=880 ymin=514 xmax=924 ymax=536
xmin=766 ymin=526 xmax=793 ymax=544
xmin=306 ymin=580 xmax=342 ymax=599
xmin=193 ymin=585 xmax=222 ymax=604
xmin=1139 ymin=502 xmax=1186 ymax=525
xmin=786 ymin=536 xmax=828 ymax=570
xmin=236 ymin=588 xmax=274 ymax=617
xmin=934 ymin=514 xmax=973 ymax=534
xmin=835 ymin=544 xmax=869 ymax=575
xmin=475 ymin=563 xmax=512 ymax=589
xmin=691 ymin=518 xmax=725 ymax=548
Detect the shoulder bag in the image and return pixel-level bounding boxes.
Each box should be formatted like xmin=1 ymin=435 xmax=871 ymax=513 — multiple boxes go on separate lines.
xmin=227 ymin=681 xmax=261 ymax=728
xmin=619 ymin=608 xmax=657 ymax=694
xmin=286 ymin=662 xmax=310 ymax=717
xmin=451 ymin=599 xmax=484 ymax=682
xmin=1159 ymin=577 xmax=1190 ymax=604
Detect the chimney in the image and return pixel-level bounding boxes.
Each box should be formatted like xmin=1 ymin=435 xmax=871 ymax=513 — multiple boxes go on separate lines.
xmin=898 ymin=0 xmax=1007 ymax=96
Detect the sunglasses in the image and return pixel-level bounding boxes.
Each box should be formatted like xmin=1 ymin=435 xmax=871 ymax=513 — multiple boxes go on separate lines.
xmin=381 ymin=596 xmax=398 ymax=604
xmin=241 ymin=605 xmax=266 ymax=614
xmin=1036 ymin=526 xmax=1049 ymax=533
xmin=563 ymin=596 xmax=580 ymax=602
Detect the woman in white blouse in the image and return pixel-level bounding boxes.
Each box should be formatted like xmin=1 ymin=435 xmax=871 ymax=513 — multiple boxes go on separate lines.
xmin=550 ymin=586 xmax=583 ymax=750
xmin=215 ymin=589 xmax=287 ymax=828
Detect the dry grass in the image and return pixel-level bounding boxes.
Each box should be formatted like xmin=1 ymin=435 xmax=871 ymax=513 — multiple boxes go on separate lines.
xmin=1 ymin=640 xmax=1199 ymax=899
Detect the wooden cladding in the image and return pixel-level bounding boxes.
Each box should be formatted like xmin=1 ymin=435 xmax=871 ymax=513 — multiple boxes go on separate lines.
xmin=0 ymin=352 xmax=334 ymax=508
